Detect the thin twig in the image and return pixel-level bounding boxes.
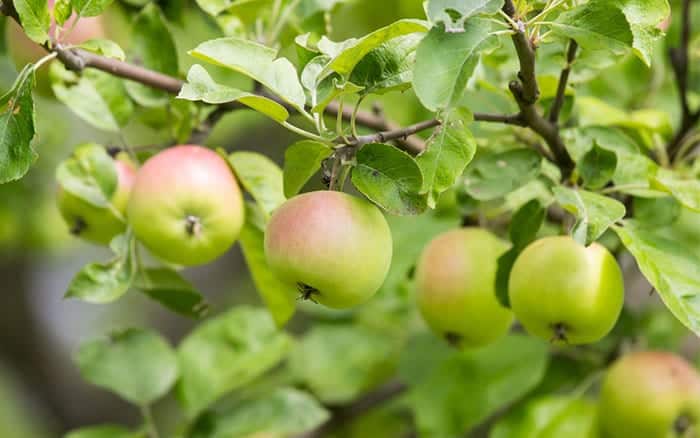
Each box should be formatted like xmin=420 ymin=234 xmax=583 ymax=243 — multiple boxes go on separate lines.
xmin=549 ymin=40 xmax=578 ymax=123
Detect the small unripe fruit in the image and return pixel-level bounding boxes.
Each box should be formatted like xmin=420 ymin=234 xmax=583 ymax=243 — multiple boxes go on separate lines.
xmin=599 ymin=351 xmax=700 ymax=438
xmin=57 ymin=157 xmax=135 ymax=245
xmin=264 ymin=191 xmax=392 ymax=309
xmin=509 ymin=236 xmax=624 ymax=345
xmin=127 ymin=145 xmax=244 ymax=266
xmin=415 ymin=228 xmax=513 ymax=348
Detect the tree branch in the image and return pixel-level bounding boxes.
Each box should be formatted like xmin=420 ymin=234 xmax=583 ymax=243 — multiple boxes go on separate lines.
xmin=549 ymin=40 xmax=577 ymax=123
xmin=504 ymin=0 xmax=539 ymax=104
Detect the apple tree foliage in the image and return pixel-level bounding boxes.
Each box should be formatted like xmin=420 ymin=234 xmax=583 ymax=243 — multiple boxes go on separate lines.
xmin=1 ymin=0 xmax=699 ymax=436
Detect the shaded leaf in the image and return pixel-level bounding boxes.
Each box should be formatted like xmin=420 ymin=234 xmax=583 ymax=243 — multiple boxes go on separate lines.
xmin=228 ymin=151 xmax=286 ymax=219
xmin=0 ymin=65 xmax=37 ymax=184
xmin=579 ymin=143 xmax=617 ymax=190
xmin=462 ymin=149 xmax=542 ymax=201
xmin=283 ymin=140 xmax=332 ymax=198
xmin=135 ymin=268 xmax=209 ymax=319
xmin=425 ymin=0 xmax=504 ymax=31
xmin=55 ymin=143 xmax=117 ymax=208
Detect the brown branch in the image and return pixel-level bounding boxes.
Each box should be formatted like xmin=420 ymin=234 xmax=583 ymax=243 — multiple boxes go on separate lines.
xmin=504 ymin=0 xmax=539 ymax=104
xmin=295 ymin=381 xmax=407 ymax=438
xmin=549 ymin=40 xmax=578 ymax=123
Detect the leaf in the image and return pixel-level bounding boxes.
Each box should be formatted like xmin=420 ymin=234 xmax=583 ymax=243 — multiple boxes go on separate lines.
xmin=425 ymin=0 xmax=504 ymax=31
xmin=283 ymin=140 xmax=332 ymax=198
xmin=227 ymin=151 xmax=286 ymax=219
xmin=53 ymin=0 xmax=72 ymax=26
xmin=177 ymin=306 xmax=292 ymax=417
xmin=289 ymin=324 xmax=399 ymax=404
xmin=579 ymin=143 xmax=617 ymax=190
xmin=239 ymin=206 xmax=296 ymax=327
xmin=134 ymin=268 xmax=209 ymax=319
xmin=399 ymin=333 xmax=548 ymax=437
xmin=71 ymin=0 xmax=114 ymax=17
xmin=351 ymin=143 xmax=427 ymax=215
xmin=51 ymin=63 xmax=134 ymax=132
xmin=577 ymin=96 xmax=672 ymax=136
xmin=633 ymin=196 xmax=681 ymax=228
xmin=189 ymin=37 xmax=306 ymax=113
xmin=321 ymin=19 xmax=429 ymax=79
xmin=14 ymin=0 xmax=50 ymax=43
xmin=78 ymin=39 xmax=126 ymax=60
xmin=75 ymin=328 xmax=178 ymax=405
xmin=416 ymin=115 xmax=476 ymax=207
xmin=491 ymin=395 xmax=598 ymax=438
xmin=615 ymin=221 xmax=700 ymax=335
xmin=55 ymin=143 xmax=117 ymax=208
xmin=178 ymin=65 xmax=290 ymax=122
xmin=65 ymin=234 xmax=136 ymax=303
xmin=300 ymin=55 xmax=364 ymax=113
xmin=462 ymin=149 xmax=542 ymax=201
xmin=0 ymin=65 xmax=37 ymax=184
xmin=496 ymin=200 xmax=545 ymax=307
xmin=125 ymin=4 xmax=178 ymax=107
xmin=553 ymin=186 xmax=626 ymax=246
xmin=65 ymin=425 xmax=145 ymax=438
xmin=192 ymin=388 xmax=329 ymax=438
xmin=413 ymin=19 xmax=492 ymax=111
xmin=653 ymin=169 xmax=700 ymax=212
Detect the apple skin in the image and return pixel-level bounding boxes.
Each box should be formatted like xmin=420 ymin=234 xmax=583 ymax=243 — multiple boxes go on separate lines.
xmin=57 ymin=157 xmax=135 ymax=245
xmin=508 ymin=236 xmax=624 ymax=345
xmin=599 ymin=351 xmax=700 ymax=438
xmin=415 ymin=228 xmax=513 ymax=348
xmin=264 ymin=191 xmax=392 ymax=309
xmin=127 ymin=145 xmax=244 ymax=266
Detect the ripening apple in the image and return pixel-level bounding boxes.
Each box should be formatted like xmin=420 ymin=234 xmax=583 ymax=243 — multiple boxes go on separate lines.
xmin=6 ymin=0 xmax=106 ymax=95
xmin=599 ymin=351 xmax=700 ymax=438
xmin=57 ymin=155 xmax=135 ymax=245
xmin=127 ymin=145 xmax=244 ymax=266
xmin=415 ymin=228 xmax=513 ymax=348
xmin=264 ymin=191 xmax=392 ymax=309
xmin=508 ymin=236 xmax=624 ymax=345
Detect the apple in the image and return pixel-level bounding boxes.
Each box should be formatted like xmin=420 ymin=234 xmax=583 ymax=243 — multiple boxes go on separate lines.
xmin=264 ymin=191 xmax=392 ymax=309
xmin=599 ymin=351 xmax=700 ymax=438
xmin=57 ymin=155 xmax=135 ymax=245
xmin=127 ymin=145 xmax=244 ymax=266
xmin=415 ymin=228 xmax=514 ymax=348
xmin=508 ymin=236 xmax=624 ymax=345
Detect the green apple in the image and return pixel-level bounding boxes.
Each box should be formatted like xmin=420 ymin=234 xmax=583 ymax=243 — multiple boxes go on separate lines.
xmin=415 ymin=228 xmax=514 ymax=348
xmin=509 ymin=236 xmax=624 ymax=345
xmin=57 ymin=155 xmax=135 ymax=245
xmin=127 ymin=145 xmax=244 ymax=266
xmin=599 ymin=351 xmax=700 ymax=438
xmin=264 ymin=191 xmax=392 ymax=309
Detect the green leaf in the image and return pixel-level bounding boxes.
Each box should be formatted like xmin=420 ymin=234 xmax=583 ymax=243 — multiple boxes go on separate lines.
xmin=177 ymin=306 xmax=292 ymax=417
xmin=53 ymin=0 xmax=72 ymax=26
xmin=633 ymin=196 xmax=681 ymax=228
xmin=550 ymin=0 xmax=670 ymax=66
xmin=0 ymin=65 xmax=37 ymax=184
xmin=289 ymin=324 xmax=399 ymax=404
xmin=425 ymin=0 xmax=504 ymax=31
xmin=75 ymin=328 xmax=178 ymax=405
xmin=51 ymin=63 xmax=134 ymax=132
xmin=78 ymin=39 xmax=126 ymax=61
xmin=71 ymin=0 xmax=114 ymax=17
xmin=178 ymin=65 xmax=290 ymax=122
xmin=125 ymin=4 xmax=178 ymax=107
xmin=653 ymin=169 xmax=700 ymax=212
xmin=134 ymin=268 xmax=209 ymax=319
xmin=65 ymin=234 xmax=136 ymax=303
xmin=417 ymin=115 xmax=476 ymax=207
xmin=553 ymin=186 xmax=626 ymax=246
xmin=227 ymin=151 xmax=286 ymax=219
xmin=321 ymin=19 xmax=429 ymax=79
xmin=189 ymin=37 xmax=306 ymax=113
xmin=283 ymin=140 xmax=332 ymax=198
xmin=65 ymin=425 xmax=145 ymax=438
xmin=14 ymin=0 xmax=50 ymax=43
xmin=615 ymin=221 xmax=700 ymax=336
xmin=413 ymin=19 xmax=492 ymax=111
xmin=192 ymin=388 xmax=329 ymax=438
xmin=579 ymin=143 xmax=617 ymax=190
xmin=399 ymin=333 xmax=548 ymax=437
xmin=491 ymin=395 xmax=598 ymax=438
xmin=496 ymin=200 xmax=545 ymax=307
xmin=462 ymin=149 xmax=542 ymax=201
xmin=55 ymin=143 xmax=117 ymax=208
xmin=239 ymin=206 xmax=296 ymax=327
xmin=577 ymin=97 xmax=672 ymax=136
xmin=351 ymin=143 xmax=427 ymax=215
xmin=300 ymin=55 xmax=364 ymax=113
